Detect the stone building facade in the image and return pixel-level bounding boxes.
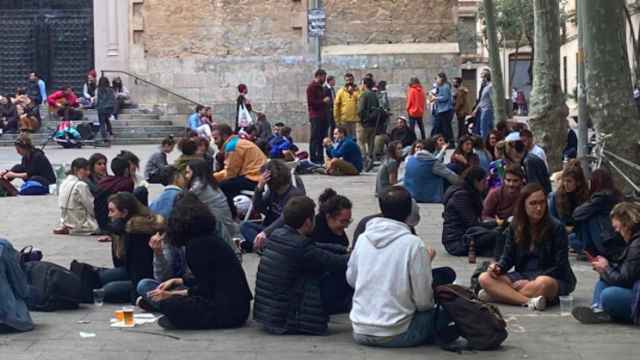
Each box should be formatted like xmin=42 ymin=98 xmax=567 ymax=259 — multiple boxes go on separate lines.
xmin=95 ymin=0 xmax=460 ymax=139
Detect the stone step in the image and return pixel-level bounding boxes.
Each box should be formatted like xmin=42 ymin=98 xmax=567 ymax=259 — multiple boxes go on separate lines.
xmin=42 ymin=120 xmax=175 ymax=127
xmin=42 ymin=113 xmax=161 ymax=121
xmin=0 ymin=127 xmax=185 ymax=146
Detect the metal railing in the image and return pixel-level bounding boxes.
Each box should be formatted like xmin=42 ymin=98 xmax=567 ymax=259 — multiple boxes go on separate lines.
xmin=100 ymin=70 xmax=203 ymax=107
xmin=586 ymin=132 xmax=640 ymax=193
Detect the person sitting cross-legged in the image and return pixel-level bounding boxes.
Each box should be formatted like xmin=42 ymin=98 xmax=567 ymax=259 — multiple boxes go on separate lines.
xmin=322 ymin=126 xmax=363 ymax=176
xmin=478 ymin=183 xmax=577 ymax=311
xmin=572 ymin=202 xmax=640 ymax=324
xmin=253 ymin=196 xmax=351 ymax=335
xmin=240 ymin=159 xmax=306 ymax=253
xmin=0 ymin=134 xmax=55 ymax=196
xmin=348 ymin=186 xmax=457 ymax=348
xmin=146 ymin=193 xmax=253 ymax=330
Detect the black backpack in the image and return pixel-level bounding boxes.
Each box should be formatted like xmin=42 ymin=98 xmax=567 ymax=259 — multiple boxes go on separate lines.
xmin=22 ymin=261 xmax=84 ymax=311
xmin=435 ymin=284 xmax=508 ymax=350
xmin=76 ymin=123 xmax=95 ymax=140
xmin=70 ymin=260 xmax=102 ymax=303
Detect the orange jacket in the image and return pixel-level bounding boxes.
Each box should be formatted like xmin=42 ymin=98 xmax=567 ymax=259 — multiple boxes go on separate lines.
xmin=214 ymin=136 xmax=266 ymax=183
xmin=406 ymin=84 xmax=426 ymax=118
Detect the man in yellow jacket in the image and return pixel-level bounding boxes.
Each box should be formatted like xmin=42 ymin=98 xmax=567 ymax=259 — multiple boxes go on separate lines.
xmin=213 ymin=123 xmax=266 ymax=216
xmin=333 ymin=73 xmax=360 ymax=138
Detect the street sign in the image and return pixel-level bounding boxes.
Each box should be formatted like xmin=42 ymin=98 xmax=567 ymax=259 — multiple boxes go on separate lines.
xmin=308 ymin=8 xmax=325 ymax=37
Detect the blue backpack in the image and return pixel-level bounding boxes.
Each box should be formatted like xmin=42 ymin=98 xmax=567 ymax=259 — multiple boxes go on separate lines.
xmin=19 ymin=180 xmax=49 ymax=196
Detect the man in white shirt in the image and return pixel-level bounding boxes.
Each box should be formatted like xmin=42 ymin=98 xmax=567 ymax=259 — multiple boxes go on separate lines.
xmin=520 ymin=129 xmax=548 ymax=169
xmin=347 ymin=186 xmax=457 ymax=347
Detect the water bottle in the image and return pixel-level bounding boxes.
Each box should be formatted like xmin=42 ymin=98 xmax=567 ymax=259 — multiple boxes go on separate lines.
xmin=468 ymin=239 xmax=477 ymax=264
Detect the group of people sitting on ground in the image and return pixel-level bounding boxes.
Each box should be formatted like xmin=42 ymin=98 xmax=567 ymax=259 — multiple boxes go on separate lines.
xmin=1 ymin=127 xmax=639 ymax=344
xmin=0 ymin=88 xmax=43 ymax=136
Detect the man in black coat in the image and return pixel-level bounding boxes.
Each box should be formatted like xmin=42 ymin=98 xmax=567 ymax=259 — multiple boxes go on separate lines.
xmin=253 ymin=196 xmax=351 ymax=335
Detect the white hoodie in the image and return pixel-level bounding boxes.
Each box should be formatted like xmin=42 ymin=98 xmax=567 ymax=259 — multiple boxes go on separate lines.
xmin=347 ymin=217 xmax=433 ymax=337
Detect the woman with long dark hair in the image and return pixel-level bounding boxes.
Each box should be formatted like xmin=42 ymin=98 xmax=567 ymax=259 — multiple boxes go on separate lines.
xmin=441 ymin=167 xmax=488 ymax=256
xmin=573 ymin=168 xmax=625 ymax=257
xmin=96 ymin=192 xmax=164 ymax=303
xmin=185 ymin=159 xmax=236 ymax=247
xmin=96 ymin=76 xmax=116 ymax=144
xmin=484 ymin=130 xmax=501 ymax=161
xmin=87 ymin=153 xmax=108 ymax=194
xmin=548 ymin=160 xmax=590 ymax=252
xmin=147 ymin=193 xmax=252 ymax=329
xmin=448 ymin=135 xmax=478 ymax=175
xmin=479 ymin=183 xmax=577 ymax=311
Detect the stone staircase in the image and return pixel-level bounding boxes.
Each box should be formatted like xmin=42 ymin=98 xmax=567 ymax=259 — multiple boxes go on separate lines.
xmin=0 ymin=107 xmax=186 ymax=147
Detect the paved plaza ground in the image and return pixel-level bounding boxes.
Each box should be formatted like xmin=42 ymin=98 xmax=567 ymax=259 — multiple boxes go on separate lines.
xmin=0 ymin=145 xmax=638 ymax=360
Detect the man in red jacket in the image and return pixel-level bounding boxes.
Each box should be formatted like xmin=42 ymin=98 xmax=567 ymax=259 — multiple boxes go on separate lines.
xmin=307 ymin=69 xmax=330 ymax=164
xmin=406 ymin=77 xmax=426 ymax=140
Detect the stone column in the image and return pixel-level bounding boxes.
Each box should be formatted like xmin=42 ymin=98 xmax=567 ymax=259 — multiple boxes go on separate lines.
xmin=94 ymin=0 xmax=130 ymax=76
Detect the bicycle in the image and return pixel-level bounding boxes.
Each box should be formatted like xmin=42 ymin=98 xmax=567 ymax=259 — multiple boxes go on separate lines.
xmin=584 ymin=131 xmax=640 ymax=195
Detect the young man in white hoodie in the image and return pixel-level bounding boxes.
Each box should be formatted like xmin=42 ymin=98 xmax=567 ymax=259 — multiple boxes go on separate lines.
xmin=347 ymin=186 xmax=456 ymax=347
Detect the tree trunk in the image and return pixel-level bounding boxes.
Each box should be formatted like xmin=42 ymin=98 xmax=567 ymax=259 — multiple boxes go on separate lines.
xmin=624 ymin=4 xmax=640 ymax=83
xmin=583 ymin=0 xmax=640 ymax=189
xmin=529 ymin=0 xmax=568 ymax=173
xmin=482 ymin=0 xmax=508 ymax=123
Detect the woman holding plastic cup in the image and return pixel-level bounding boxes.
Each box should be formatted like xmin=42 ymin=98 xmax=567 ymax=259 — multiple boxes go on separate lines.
xmin=572 ymin=202 xmax=640 ymax=324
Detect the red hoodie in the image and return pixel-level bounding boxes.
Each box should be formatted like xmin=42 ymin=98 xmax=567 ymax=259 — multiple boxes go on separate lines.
xmin=406 ymin=84 xmax=426 ymax=118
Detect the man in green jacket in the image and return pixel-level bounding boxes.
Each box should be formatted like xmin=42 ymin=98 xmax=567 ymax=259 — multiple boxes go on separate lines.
xmin=358 ymin=78 xmax=380 ymax=171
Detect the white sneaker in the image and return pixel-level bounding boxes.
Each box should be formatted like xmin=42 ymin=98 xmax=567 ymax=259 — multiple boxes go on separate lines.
xmin=527 ymin=296 xmax=546 ymax=311
xmin=477 ymin=289 xmax=494 ymax=302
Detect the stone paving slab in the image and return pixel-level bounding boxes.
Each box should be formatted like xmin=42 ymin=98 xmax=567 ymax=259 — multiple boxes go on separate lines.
xmin=0 ymin=145 xmax=637 ymax=360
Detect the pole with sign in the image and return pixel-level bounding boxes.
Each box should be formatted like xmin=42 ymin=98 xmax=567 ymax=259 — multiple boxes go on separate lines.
xmin=308 ymin=4 xmax=325 ymax=67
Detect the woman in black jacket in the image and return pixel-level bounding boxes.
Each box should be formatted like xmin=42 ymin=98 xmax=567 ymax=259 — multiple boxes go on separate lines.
xmin=479 ymin=183 xmax=577 ymax=311
xmin=573 ymin=169 xmax=625 ymax=258
xmin=311 ymin=188 xmax=352 ymax=248
xmin=573 ymin=202 xmax=640 ymax=324
xmin=148 ymin=193 xmax=252 ymax=330
xmin=96 ymin=192 xmax=163 ymax=303
xmin=441 ymin=167 xmax=488 ymax=256
xmin=0 ymin=135 xmax=55 ymax=194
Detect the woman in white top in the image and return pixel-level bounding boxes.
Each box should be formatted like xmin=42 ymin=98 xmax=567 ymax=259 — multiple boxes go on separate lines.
xmin=53 ymin=158 xmax=98 ymax=235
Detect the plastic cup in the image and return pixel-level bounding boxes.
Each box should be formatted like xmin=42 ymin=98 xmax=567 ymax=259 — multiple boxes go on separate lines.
xmin=559 ymin=295 xmax=574 ymax=316
xmin=93 ymin=289 xmax=105 ymax=307
xmin=122 ymin=307 xmax=135 ymax=326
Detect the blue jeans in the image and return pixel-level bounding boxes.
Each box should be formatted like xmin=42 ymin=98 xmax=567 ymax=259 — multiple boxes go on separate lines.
xmin=239 ymin=221 xmax=265 ymax=253
xmin=98 ymin=267 xmax=132 ymax=303
xmin=592 ymin=280 xmax=633 ymax=323
xmin=136 ymin=278 xmax=161 ymax=310
xmin=353 ymin=308 xmax=453 ymax=347
xmin=479 ymin=108 xmax=494 ymax=139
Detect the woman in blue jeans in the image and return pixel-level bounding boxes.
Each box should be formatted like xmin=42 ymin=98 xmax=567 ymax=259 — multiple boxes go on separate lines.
xmin=573 ymin=202 xmax=640 ymax=324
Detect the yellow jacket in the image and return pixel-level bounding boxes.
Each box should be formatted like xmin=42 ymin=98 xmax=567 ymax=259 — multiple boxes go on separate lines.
xmin=214 ymin=136 xmax=267 ymax=183
xmin=333 ymin=87 xmax=361 ymax=123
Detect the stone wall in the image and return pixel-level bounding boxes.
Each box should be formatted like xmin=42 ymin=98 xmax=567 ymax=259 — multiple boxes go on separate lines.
xmin=126 ymin=0 xmax=460 ymax=141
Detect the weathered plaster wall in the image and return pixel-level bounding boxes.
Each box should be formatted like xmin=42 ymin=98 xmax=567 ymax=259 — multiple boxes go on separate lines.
xmin=126 ymin=0 xmax=460 ymax=140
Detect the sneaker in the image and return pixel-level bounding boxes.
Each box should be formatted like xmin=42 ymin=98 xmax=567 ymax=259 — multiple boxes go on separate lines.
xmin=158 ymin=316 xmax=176 ymax=330
xmin=527 ymin=296 xmax=546 ymax=311
xmin=477 ymin=289 xmax=494 ymax=302
xmin=53 ymin=226 xmax=71 ymax=235
xmin=136 ymin=296 xmax=155 ymax=313
xmin=572 ymin=306 xmax=612 ymax=324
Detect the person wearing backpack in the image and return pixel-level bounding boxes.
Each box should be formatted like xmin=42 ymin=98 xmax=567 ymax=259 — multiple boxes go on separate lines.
xmin=357 ymin=78 xmax=380 ymax=172
xmin=478 ymin=183 xmax=577 ymax=311
xmin=348 ymin=186 xmax=457 ymax=347
xmin=96 ymin=76 xmax=116 ymax=145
